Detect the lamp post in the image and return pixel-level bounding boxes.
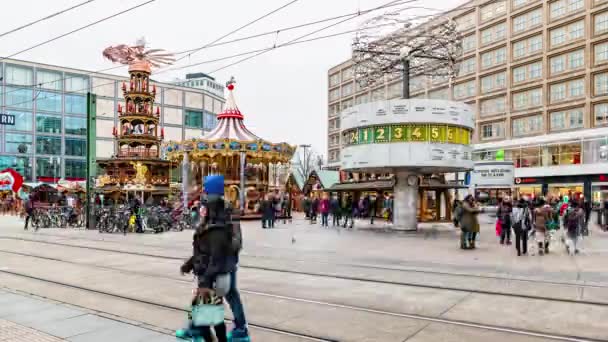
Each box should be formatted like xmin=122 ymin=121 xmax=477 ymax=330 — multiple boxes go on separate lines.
xmin=239 ymin=150 xmax=246 ymax=213
xmin=299 ymin=144 xmax=311 ymax=179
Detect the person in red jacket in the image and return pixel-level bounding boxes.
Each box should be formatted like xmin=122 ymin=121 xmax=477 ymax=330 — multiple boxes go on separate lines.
xmin=320 ymin=195 xmax=330 ymax=227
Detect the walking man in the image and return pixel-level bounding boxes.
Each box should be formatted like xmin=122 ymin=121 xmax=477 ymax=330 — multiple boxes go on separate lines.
xmin=511 ymin=199 xmax=531 ymax=256
xmin=330 ymin=195 xmax=341 ymax=227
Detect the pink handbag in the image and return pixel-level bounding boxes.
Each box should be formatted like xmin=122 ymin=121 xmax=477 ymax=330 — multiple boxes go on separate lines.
xmin=495 ymin=219 xmax=503 ymax=237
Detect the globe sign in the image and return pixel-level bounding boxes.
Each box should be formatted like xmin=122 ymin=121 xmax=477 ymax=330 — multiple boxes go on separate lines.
xmin=17 ymin=143 xmax=27 ymax=154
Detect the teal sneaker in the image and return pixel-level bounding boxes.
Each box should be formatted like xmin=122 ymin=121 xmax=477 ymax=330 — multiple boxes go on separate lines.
xmin=175 ymin=328 xmax=192 ymax=340
xmin=228 ymin=327 xmax=250 ymax=342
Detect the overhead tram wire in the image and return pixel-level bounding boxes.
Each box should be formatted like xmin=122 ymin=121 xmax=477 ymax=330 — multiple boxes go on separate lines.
xmin=3 ymin=0 xmax=420 ymax=99
xmin=0 ymin=0 xmax=96 ymax=39
xmin=5 ymin=0 xmax=429 ymax=108
xmin=207 ymin=0 xmax=418 ymax=74
xmin=0 ymin=0 xmax=157 ymax=62
xmin=173 ymin=0 xmax=300 ymax=63
xmin=2 ymin=0 xmax=300 ymax=103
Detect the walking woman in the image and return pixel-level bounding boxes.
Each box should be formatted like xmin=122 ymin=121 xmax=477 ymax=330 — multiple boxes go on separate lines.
xmin=460 ymin=195 xmax=481 ymax=249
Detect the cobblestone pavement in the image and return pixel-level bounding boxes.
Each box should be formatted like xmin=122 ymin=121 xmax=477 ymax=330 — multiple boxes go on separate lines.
xmin=0 ymin=318 xmax=64 ymax=342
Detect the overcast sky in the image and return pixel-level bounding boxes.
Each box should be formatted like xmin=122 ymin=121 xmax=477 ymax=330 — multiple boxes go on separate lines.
xmin=0 ymin=0 xmax=463 ymax=158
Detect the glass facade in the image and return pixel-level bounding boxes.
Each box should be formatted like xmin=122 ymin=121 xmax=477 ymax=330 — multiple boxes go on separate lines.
xmin=0 ymin=61 xmax=222 ymax=183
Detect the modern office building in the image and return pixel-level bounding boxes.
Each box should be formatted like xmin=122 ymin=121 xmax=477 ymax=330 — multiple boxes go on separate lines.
xmin=173 ymin=73 xmax=225 ymax=98
xmin=328 ymin=0 xmax=608 ymax=201
xmin=0 ymin=59 xmax=224 ymax=184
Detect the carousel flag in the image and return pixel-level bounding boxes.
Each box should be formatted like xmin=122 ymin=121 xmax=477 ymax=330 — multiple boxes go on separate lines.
xmin=0 ymin=168 xmax=24 ymax=192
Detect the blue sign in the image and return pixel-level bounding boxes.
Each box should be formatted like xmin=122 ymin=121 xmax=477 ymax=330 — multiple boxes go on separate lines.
xmin=0 ymin=114 xmax=15 ymax=126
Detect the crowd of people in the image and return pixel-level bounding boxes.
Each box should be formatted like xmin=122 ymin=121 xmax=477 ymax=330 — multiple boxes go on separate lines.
xmin=300 ymin=192 xmax=394 ymax=229
xmin=454 ymin=194 xmax=592 ymax=256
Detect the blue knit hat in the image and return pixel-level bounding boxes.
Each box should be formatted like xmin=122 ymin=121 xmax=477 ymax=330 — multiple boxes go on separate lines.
xmin=203 ymin=175 xmax=224 ymax=195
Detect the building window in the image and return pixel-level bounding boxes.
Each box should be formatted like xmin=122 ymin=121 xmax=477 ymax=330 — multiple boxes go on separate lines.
xmin=550 ymin=78 xmax=585 ymax=103
xmin=550 ymin=20 xmax=584 ymax=47
xmin=456 ymin=12 xmax=476 ymax=31
xmin=37 ymin=70 xmax=63 ymax=91
xmin=550 ymin=108 xmax=584 ymax=131
xmin=595 ymin=42 xmax=608 ymax=65
xmin=5 ymin=64 xmax=33 ymax=86
xmin=329 ymin=88 xmax=340 ymax=101
xmin=342 ymin=67 xmax=354 ymax=80
xmin=36 ymin=136 xmax=61 ymax=155
xmin=480 ymin=0 xmax=506 ymax=22
xmin=480 ymin=121 xmax=505 ymax=140
xmin=595 ymin=73 xmax=608 ymax=96
xmin=36 ymin=91 xmax=62 ymax=113
xmin=65 ymin=94 xmax=86 ymax=114
xmin=548 ymin=50 xmax=585 ymax=74
xmin=65 ymin=138 xmax=86 ymax=157
xmin=65 ymin=116 xmax=86 ymax=135
xmin=371 ymin=87 xmax=385 ymax=101
xmin=329 ymin=72 xmax=340 ymax=87
xmin=512 ymin=61 xmax=542 ymax=83
xmin=36 ymin=114 xmax=62 ymax=134
xmin=65 ymin=74 xmax=89 ymax=93
xmin=411 ymin=76 xmax=425 ymax=92
xmin=453 ymin=81 xmax=476 ymax=99
xmin=203 ymin=111 xmax=217 ymax=130
xmin=512 ymin=88 xmax=543 ymax=110
xmin=429 ymin=87 xmax=449 ymax=100
xmin=481 ymin=48 xmax=507 ymax=70
xmin=36 ymin=157 xmax=61 ymax=180
xmin=512 ymin=115 xmax=543 ymax=137
xmin=513 ymin=0 xmax=536 ymax=8
xmin=512 ymin=8 xmax=542 ymax=33
xmin=185 ymin=110 xmax=203 ymax=128
xmin=481 ymin=22 xmax=506 ymax=46
xmin=5 ymin=133 xmax=32 ymax=154
xmin=387 ymin=82 xmax=402 ymax=99
xmin=355 ymin=94 xmax=369 ymax=104
xmin=595 ymin=11 xmax=608 ymax=35
xmin=480 ymin=96 xmax=506 ymax=116
xmin=481 ymin=72 xmax=506 ymax=93
xmin=6 ymin=86 xmax=33 ymax=110
xmin=0 ymin=156 xmax=32 ymax=181
xmin=342 ymin=82 xmax=353 ymax=97
xmin=342 ymin=98 xmax=354 ymax=109
xmin=458 ymin=57 xmax=477 ymax=76
xmin=65 ymin=159 xmax=86 ymax=180
xmin=5 ymin=110 xmax=32 ymax=132
xmin=595 ymin=103 xmax=608 ymax=125
xmin=550 ymin=0 xmax=584 ymax=20
xmin=462 ymin=34 xmax=477 ymax=52
xmin=512 ymin=35 xmax=543 ymax=60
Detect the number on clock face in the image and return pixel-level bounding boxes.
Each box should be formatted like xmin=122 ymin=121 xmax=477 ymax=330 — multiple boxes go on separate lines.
xmin=430 ymin=127 xmax=439 ymax=140
xmin=393 ymin=127 xmax=403 ymax=140
xmin=447 ymin=128 xmax=454 ymax=142
xmin=350 ymin=131 xmax=358 ymax=144
xmin=375 ymin=128 xmax=385 ymax=141
xmin=411 ymin=127 xmax=422 ymax=139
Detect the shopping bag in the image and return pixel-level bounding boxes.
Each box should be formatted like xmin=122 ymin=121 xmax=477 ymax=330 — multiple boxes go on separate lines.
xmin=191 ymin=303 xmax=224 ymax=326
xmin=495 ymin=219 xmax=502 ymax=237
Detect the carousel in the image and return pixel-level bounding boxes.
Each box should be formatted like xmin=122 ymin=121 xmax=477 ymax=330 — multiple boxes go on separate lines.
xmin=165 ymin=78 xmax=295 ymax=217
xmin=95 ymin=40 xmax=175 ymax=203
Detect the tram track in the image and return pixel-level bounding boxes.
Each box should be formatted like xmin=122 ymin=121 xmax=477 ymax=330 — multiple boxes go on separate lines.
xmin=3 ymin=233 xmax=606 ymax=289
xmin=1 ymin=236 xmax=607 ymax=308
xmin=0 ymin=260 xmax=603 ymax=342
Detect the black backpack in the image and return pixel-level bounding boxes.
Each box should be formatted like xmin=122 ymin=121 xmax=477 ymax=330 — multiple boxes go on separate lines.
xmin=566 ymin=210 xmax=579 ymax=233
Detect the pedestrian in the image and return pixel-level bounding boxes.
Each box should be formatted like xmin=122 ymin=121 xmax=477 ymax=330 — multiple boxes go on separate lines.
xmin=383 ymin=193 xmax=393 ymax=224
xmin=303 ymin=196 xmax=311 ymax=219
xmin=24 ymin=197 xmax=33 ymax=230
xmin=369 ymin=194 xmax=377 ymax=225
xmin=565 ymin=201 xmax=583 ymax=255
xmin=511 ymin=199 xmax=531 ymax=256
xmin=532 ymin=199 xmax=553 ymax=255
xmin=320 ymin=195 xmax=330 ymax=227
xmin=583 ymin=197 xmax=592 ymax=235
xmin=330 ymin=195 xmax=341 ymax=227
xmin=460 ymin=195 xmax=481 ymax=249
xmin=261 ymin=195 xmax=273 ymax=229
xmin=497 ymin=197 xmax=513 ymax=245
xmin=310 ymin=196 xmax=319 ymax=224
xmin=342 ymin=195 xmax=354 ymax=228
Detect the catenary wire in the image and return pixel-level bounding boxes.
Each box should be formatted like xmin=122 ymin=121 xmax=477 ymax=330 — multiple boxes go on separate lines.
xmin=4 ymin=0 xmax=442 ymax=108
xmin=0 ymin=0 xmax=157 ymax=62
xmin=206 ymin=0 xmax=417 ymax=74
xmin=1 ymin=0 xmax=303 ymax=101
xmin=2 ymin=0 xmax=433 ymax=99
xmin=0 ymin=0 xmax=96 ymax=39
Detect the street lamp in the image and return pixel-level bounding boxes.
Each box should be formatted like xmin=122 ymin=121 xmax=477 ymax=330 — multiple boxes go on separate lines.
xmin=299 ymin=144 xmax=311 ymax=179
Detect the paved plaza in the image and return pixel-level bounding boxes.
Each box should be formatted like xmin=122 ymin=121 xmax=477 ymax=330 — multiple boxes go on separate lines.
xmin=0 ymin=213 xmax=607 ymax=341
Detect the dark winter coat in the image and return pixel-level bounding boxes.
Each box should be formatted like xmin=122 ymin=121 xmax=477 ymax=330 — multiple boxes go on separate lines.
xmin=330 ymin=198 xmax=340 ymax=215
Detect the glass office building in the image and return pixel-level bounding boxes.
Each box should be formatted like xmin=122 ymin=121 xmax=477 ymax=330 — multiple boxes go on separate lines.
xmin=0 ymin=60 xmax=224 ymax=183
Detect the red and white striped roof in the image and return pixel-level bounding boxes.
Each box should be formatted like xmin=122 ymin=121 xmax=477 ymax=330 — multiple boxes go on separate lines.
xmin=203 ymin=84 xmax=260 ymax=141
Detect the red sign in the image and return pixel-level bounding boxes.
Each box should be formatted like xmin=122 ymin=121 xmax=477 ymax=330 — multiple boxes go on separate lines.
xmin=0 ymin=168 xmax=24 ymax=192
xmin=599 ymin=175 xmax=608 ymax=182
xmin=515 ymin=177 xmax=538 ymax=184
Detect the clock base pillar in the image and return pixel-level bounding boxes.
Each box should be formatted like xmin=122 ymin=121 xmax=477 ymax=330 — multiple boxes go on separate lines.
xmin=392 ymin=171 xmax=418 ymax=231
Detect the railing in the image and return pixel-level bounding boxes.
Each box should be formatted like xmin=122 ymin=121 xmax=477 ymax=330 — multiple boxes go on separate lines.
xmin=117 ymin=150 xmax=159 ymax=158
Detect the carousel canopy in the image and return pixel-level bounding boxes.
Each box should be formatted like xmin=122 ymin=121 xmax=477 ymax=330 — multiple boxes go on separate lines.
xmin=165 ymin=79 xmax=295 ymax=162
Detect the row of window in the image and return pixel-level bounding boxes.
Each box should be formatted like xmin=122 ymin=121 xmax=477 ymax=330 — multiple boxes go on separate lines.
xmin=0 ymin=87 xmax=87 ymax=113
xmin=328 ymin=66 xmax=354 ymax=87
xmin=2 ymin=64 xmax=89 ymax=92
xmin=183 ymin=110 xmax=219 ymax=130
xmin=480 ymin=104 xmax=608 ymax=140
xmin=0 ymin=155 xmax=86 ymax=181
xmin=2 ymin=112 xmax=86 ymax=135
xmin=3 ymin=133 xmax=85 ymax=156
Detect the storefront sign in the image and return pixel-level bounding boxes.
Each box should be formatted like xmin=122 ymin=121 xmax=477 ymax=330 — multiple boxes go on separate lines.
xmin=471 ymin=161 xmax=514 ymax=187
xmin=0 ymin=168 xmax=24 ymax=192
xmin=515 ymin=177 xmax=539 ymax=184
xmin=0 ymin=114 xmax=15 ymax=126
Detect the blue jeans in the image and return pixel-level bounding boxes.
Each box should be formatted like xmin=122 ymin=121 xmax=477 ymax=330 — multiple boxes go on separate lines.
xmin=225 ymin=269 xmax=247 ymax=330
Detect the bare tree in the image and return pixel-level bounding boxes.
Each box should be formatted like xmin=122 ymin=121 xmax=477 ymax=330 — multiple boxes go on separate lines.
xmin=294 ymin=145 xmax=315 ymax=181
xmin=352 ymin=7 xmax=463 ymax=98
